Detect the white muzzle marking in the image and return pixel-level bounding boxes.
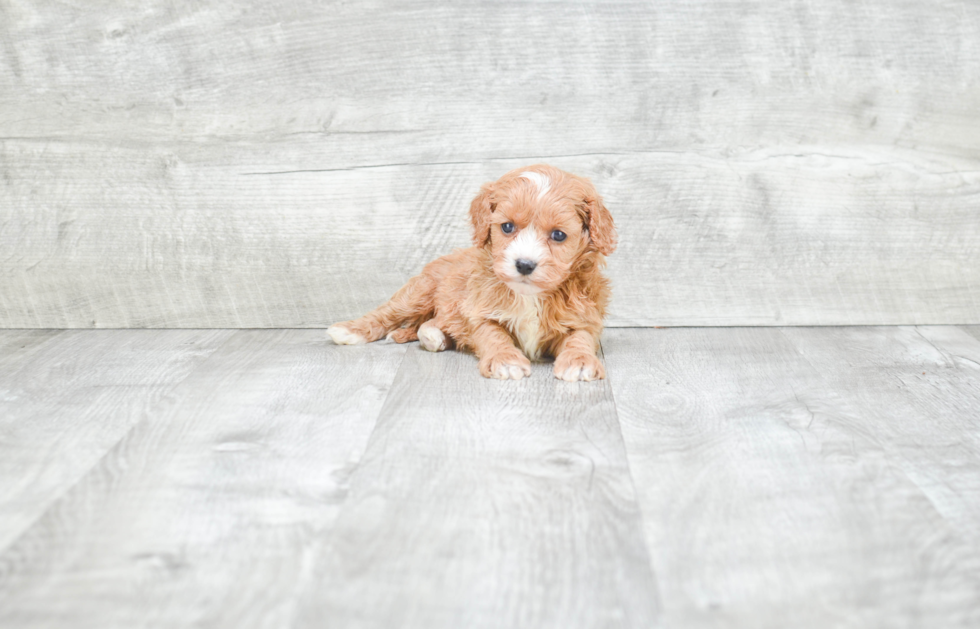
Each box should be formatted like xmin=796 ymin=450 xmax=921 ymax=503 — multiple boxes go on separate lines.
xmin=504 ymin=226 xmax=546 ymax=283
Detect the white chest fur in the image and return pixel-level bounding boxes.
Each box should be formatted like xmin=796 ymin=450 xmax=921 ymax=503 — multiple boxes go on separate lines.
xmin=491 ymin=295 xmax=546 ymax=360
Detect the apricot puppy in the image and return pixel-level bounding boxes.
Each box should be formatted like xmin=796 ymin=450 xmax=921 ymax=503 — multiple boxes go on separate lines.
xmin=328 ymin=164 xmax=617 ymax=381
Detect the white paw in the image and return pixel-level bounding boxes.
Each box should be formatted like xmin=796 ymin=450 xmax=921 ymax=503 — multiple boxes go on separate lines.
xmin=418 ymin=323 xmax=448 ymax=352
xmin=327 ymin=325 xmax=365 ymax=345
xmin=557 ymin=364 xmax=595 ymax=381
xmin=554 ymin=354 xmax=603 ymax=381
xmin=492 ymin=361 xmax=530 ymax=380
xmin=480 ymin=352 xmax=532 ymax=380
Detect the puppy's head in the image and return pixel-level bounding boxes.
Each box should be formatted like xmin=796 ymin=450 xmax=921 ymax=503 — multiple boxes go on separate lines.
xmin=469 ymin=164 xmax=616 ymax=296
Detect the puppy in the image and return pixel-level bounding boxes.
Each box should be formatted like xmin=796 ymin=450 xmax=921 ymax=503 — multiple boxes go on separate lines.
xmin=327 ymin=164 xmax=617 ymax=381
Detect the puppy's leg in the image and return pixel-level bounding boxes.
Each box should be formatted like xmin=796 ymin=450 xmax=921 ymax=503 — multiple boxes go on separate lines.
xmin=470 ymin=321 xmax=531 ymax=380
xmin=553 ymin=329 xmax=605 ymax=381
xmin=418 ymin=319 xmax=452 ymax=352
xmin=328 ymin=275 xmax=433 ymax=345
xmin=386 ymin=325 xmax=419 ymax=344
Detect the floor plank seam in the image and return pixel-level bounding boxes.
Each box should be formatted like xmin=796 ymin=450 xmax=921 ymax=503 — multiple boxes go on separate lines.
xmin=0 ymin=330 xmax=240 ymax=558
xmin=597 ymin=339 xmax=664 ymax=610
xmin=0 ymin=420 xmax=142 ymax=560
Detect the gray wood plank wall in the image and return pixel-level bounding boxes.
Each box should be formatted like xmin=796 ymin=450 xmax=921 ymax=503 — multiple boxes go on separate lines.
xmin=2 ymin=1 xmax=979 ymax=327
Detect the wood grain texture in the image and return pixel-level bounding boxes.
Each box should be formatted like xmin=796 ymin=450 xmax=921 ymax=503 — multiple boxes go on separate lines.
xmin=0 ymin=331 xmax=406 ymax=628
xmin=2 ymin=1 xmax=978 ymax=149
xmin=294 ymin=345 xmax=659 ymax=629
xmin=963 ymin=325 xmax=980 ymax=344
xmin=784 ymin=325 xmax=980 ymax=559
xmin=604 ymin=326 xmax=980 ymax=629
xmin=0 ymin=330 xmax=63 ymax=362
xmin=0 ymin=329 xmax=232 ymax=553
xmin=2 ymin=0 xmax=980 ymax=327
xmin=1 ymin=145 xmax=978 ymax=328
xmin=1 ymin=327 xmax=978 ymax=627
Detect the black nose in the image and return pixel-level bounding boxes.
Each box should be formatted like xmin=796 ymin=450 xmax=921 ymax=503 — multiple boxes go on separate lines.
xmin=515 ymin=259 xmax=537 ymax=276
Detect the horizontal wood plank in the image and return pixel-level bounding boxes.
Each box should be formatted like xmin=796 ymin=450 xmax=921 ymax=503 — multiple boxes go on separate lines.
xmin=1 ymin=144 xmax=978 ymax=327
xmin=1 ymin=0 xmax=979 ymax=326
xmin=2 ymin=1 xmax=979 ymax=152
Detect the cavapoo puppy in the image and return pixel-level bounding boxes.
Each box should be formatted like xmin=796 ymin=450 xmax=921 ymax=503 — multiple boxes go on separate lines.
xmin=328 ymin=164 xmax=616 ymax=381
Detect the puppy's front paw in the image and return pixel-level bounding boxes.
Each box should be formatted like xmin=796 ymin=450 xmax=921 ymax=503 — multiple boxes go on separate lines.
xmin=554 ymin=352 xmax=605 ymax=381
xmin=479 ymin=350 xmax=532 ymax=380
xmin=327 ymin=323 xmax=366 ymax=345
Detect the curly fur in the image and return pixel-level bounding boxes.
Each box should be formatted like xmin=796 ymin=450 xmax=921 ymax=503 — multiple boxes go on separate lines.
xmin=328 ymin=164 xmax=617 ymax=381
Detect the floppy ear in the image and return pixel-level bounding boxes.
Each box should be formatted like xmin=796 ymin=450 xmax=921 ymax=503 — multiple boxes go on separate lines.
xmin=469 ymin=182 xmax=495 ymax=246
xmin=584 ymin=192 xmax=617 ymax=256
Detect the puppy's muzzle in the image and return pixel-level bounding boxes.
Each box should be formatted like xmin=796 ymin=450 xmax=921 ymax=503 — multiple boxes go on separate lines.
xmin=515 ymin=259 xmax=537 ymax=276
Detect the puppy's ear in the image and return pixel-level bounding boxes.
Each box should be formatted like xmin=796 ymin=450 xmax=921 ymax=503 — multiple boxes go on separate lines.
xmin=584 ymin=192 xmax=617 ymax=256
xmin=469 ymin=182 xmax=495 ymax=246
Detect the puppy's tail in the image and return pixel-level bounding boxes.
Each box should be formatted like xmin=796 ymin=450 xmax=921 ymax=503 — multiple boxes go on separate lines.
xmin=328 ymin=274 xmax=435 ymax=345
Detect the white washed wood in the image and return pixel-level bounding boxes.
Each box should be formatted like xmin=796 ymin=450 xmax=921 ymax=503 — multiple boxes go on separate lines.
xmin=2 ymin=2 xmax=978 ymax=150
xmin=784 ymin=325 xmax=980 ymax=561
xmin=0 ymin=330 xmax=62 ymax=361
xmin=294 ymin=346 xmax=659 ymax=629
xmin=0 ymin=329 xmax=232 ymax=553
xmin=0 ymin=331 xmax=406 ymax=628
xmin=1 ymin=327 xmax=978 ymax=627
xmin=604 ymin=326 xmax=980 ymax=629
xmin=1 ymin=145 xmax=978 ymax=328
xmin=2 ymin=0 xmax=980 ymax=327
xmin=963 ymin=325 xmax=980 ymax=344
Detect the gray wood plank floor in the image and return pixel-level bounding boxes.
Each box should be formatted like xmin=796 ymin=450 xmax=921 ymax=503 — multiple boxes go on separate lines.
xmin=1 ymin=327 xmax=979 ymax=628
xmin=603 ymin=326 xmax=980 ymax=628
xmin=0 ymin=330 xmax=233 ymax=551
xmin=294 ymin=346 xmax=657 ymax=629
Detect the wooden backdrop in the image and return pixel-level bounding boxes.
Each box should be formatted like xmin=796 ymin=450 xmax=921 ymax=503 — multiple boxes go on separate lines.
xmin=2 ymin=0 xmax=978 ymax=328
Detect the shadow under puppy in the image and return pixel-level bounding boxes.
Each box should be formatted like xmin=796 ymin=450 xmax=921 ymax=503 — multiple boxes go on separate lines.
xmin=328 ymin=164 xmax=617 ymax=381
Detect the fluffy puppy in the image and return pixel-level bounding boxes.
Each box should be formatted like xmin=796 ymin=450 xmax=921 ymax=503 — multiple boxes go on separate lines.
xmin=328 ymin=164 xmax=617 ymax=381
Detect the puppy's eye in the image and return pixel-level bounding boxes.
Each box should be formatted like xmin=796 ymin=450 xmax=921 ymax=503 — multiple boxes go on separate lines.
xmin=501 ymin=222 xmax=515 ymax=234
xmin=551 ymin=230 xmax=567 ymax=242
